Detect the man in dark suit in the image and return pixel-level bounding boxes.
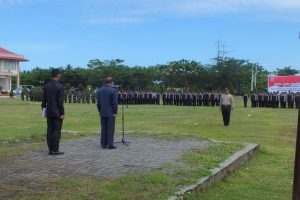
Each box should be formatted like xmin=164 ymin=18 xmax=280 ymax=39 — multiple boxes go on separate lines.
xmin=41 ymin=69 xmax=65 ymax=155
xmin=243 ymin=94 xmax=248 ymax=108
xmin=96 ymin=77 xmax=118 ymax=149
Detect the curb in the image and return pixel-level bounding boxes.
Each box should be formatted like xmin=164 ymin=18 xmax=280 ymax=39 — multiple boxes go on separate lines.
xmin=61 ymin=130 xmax=82 ymax=134
xmin=168 ymin=143 xmax=260 ymax=200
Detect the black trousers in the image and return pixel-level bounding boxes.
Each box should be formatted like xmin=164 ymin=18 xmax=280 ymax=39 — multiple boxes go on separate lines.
xmin=100 ymin=117 xmax=115 ymax=147
xmin=47 ymin=118 xmax=63 ymax=152
xmin=244 ymin=100 xmax=247 ymax=108
xmin=221 ymin=105 xmax=232 ymax=126
xmin=281 ymin=102 xmax=286 ymax=108
xmin=288 ymin=101 xmax=294 ymax=108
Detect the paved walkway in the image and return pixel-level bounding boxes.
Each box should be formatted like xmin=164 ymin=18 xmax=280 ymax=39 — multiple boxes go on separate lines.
xmin=0 ymin=135 xmax=209 ymax=198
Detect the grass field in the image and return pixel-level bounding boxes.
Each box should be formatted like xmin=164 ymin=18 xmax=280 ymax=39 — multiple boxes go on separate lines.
xmin=0 ymin=98 xmax=298 ymax=199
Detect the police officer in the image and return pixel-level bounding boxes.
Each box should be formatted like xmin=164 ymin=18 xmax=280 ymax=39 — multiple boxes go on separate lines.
xmin=280 ymin=93 xmax=287 ymax=108
xmin=295 ymin=93 xmax=300 ymax=109
xmin=220 ymin=88 xmax=233 ymax=126
xmin=91 ymin=92 xmax=96 ymax=104
xmin=68 ymin=91 xmax=72 ymax=103
xmin=243 ymin=93 xmax=248 ymax=108
xmin=287 ymin=92 xmax=293 ymax=108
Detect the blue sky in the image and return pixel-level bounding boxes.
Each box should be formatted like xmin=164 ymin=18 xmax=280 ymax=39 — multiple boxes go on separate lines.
xmin=1 ymin=0 xmax=300 ymax=71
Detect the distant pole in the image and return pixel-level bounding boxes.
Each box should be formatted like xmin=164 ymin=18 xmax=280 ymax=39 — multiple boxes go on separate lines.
xmin=293 ymin=33 xmax=300 ymax=200
xmin=293 ymin=107 xmax=300 ymax=200
xmin=254 ymin=64 xmax=258 ymax=89
xmin=251 ymin=64 xmax=254 ymax=92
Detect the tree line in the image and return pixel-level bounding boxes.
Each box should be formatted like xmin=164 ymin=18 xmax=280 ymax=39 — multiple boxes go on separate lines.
xmin=20 ymin=57 xmax=299 ymax=94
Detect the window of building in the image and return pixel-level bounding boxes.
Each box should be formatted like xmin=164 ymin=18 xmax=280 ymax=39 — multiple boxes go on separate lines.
xmin=4 ymin=60 xmax=16 ymax=71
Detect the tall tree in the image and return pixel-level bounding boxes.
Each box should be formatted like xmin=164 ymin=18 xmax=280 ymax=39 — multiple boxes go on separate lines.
xmin=275 ymin=67 xmax=299 ymax=76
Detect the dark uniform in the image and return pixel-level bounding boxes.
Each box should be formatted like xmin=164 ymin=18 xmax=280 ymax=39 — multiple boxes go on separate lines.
xmin=295 ymin=93 xmax=300 ymax=109
xmin=86 ymin=92 xmax=90 ymax=104
xmin=243 ymin=94 xmax=248 ymax=108
xmin=210 ymin=93 xmax=215 ymax=107
xmin=271 ymin=93 xmax=277 ymax=108
xmin=263 ymin=93 xmax=269 ymax=108
xmin=96 ymin=84 xmax=118 ymax=149
xmin=280 ymin=93 xmax=287 ymax=108
xmin=197 ymin=93 xmax=203 ymax=106
xmin=41 ymin=79 xmax=65 ymax=155
xmin=287 ymin=93 xmax=293 ymax=108
xmin=68 ymin=92 xmax=72 ymax=103
xmin=73 ymin=92 xmax=77 ymax=103
xmin=251 ymin=93 xmax=256 ymax=108
xmin=204 ymin=92 xmax=209 ymax=106
xmin=64 ymin=92 xmax=67 ymax=103
xmin=91 ymin=92 xmax=96 ymax=103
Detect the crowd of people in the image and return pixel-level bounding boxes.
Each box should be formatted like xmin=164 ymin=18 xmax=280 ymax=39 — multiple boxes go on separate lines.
xmin=22 ymin=88 xmax=300 ymax=110
xmin=21 ymin=90 xmax=97 ymax=104
xmin=117 ymin=91 xmax=160 ymax=105
xmin=21 ymin=90 xmax=161 ymax=105
xmin=248 ymin=92 xmax=300 ymax=109
xmin=38 ymin=69 xmax=298 ymax=156
xmin=162 ymin=92 xmax=222 ymax=107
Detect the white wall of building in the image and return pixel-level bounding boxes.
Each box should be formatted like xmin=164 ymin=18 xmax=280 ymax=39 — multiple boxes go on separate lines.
xmin=0 ymin=59 xmax=20 ymax=91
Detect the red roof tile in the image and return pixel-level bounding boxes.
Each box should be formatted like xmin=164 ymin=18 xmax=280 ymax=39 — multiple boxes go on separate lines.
xmin=0 ymin=47 xmax=28 ymax=62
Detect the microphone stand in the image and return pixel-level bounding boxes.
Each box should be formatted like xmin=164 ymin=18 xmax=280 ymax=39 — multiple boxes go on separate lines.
xmin=115 ymin=96 xmax=130 ymax=146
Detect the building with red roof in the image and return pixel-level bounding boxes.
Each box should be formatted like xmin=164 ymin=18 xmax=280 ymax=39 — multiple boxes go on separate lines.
xmin=0 ymin=47 xmax=28 ymax=92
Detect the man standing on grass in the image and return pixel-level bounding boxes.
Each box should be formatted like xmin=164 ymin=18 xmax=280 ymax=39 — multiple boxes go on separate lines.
xmin=243 ymin=93 xmax=248 ymax=108
xmin=42 ymin=68 xmax=65 ymax=155
xmin=220 ymin=88 xmax=234 ymax=126
xmin=96 ymin=77 xmax=118 ymax=150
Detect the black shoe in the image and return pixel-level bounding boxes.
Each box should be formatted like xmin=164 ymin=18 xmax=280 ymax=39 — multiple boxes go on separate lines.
xmin=101 ymin=145 xmax=107 ymax=149
xmin=107 ymin=145 xmax=117 ymax=149
xmin=48 ymin=151 xmax=53 ymax=155
xmin=53 ymin=151 xmax=64 ymax=155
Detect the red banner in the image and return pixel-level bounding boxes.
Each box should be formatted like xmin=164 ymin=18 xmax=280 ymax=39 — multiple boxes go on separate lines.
xmin=268 ymin=75 xmax=300 ymax=93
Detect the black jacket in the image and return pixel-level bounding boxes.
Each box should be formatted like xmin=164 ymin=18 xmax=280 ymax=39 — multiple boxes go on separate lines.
xmin=96 ymin=85 xmax=118 ymax=117
xmin=41 ymin=80 xmax=65 ymax=118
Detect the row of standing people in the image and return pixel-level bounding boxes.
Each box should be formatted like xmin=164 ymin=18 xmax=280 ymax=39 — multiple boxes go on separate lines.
xmin=22 ymin=90 xmax=97 ymax=104
xmin=25 ymin=90 xmax=224 ymax=107
xmin=21 ymin=90 xmax=43 ymax=102
xmin=23 ymin=89 xmax=300 ymax=109
xmin=118 ymin=91 xmax=160 ymax=105
xmin=65 ymin=92 xmax=96 ymax=104
xmin=25 ymin=90 xmax=161 ymax=105
xmin=248 ymin=92 xmax=300 ymax=109
xmin=162 ymin=92 xmax=222 ymax=107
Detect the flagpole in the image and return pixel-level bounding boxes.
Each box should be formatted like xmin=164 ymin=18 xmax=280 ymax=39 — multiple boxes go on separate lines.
xmin=293 ymin=106 xmax=300 ymax=200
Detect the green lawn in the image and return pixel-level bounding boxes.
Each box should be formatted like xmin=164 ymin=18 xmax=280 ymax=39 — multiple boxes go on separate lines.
xmin=0 ymin=98 xmax=298 ymax=199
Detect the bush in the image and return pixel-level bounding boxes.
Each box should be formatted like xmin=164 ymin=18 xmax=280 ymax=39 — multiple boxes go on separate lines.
xmin=64 ymin=83 xmax=71 ymax=91
xmin=31 ymin=87 xmax=43 ymax=93
xmin=9 ymin=90 xmax=14 ymax=98
xmin=78 ymin=83 xmax=85 ymax=91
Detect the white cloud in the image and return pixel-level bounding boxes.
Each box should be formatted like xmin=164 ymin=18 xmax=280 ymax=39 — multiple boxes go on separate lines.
xmin=3 ymin=0 xmax=300 ymax=24
xmin=89 ymin=0 xmax=300 ymax=12
xmin=4 ymin=42 xmax=66 ymax=54
xmin=84 ymin=0 xmax=300 ymax=23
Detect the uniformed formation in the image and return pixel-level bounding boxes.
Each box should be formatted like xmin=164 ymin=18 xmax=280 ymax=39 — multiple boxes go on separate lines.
xmin=21 ymin=90 xmax=161 ymax=105
xmin=21 ymin=90 xmax=96 ymax=104
xmin=21 ymin=89 xmax=300 ymax=109
xmin=249 ymin=92 xmax=300 ymax=109
xmin=117 ymin=91 xmax=160 ymax=105
xmin=65 ymin=91 xmax=96 ymax=104
xmin=21 ymin=90 xmax=43 ymax=102
xmin=162 ymin=92 xmax=222 ymax=106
